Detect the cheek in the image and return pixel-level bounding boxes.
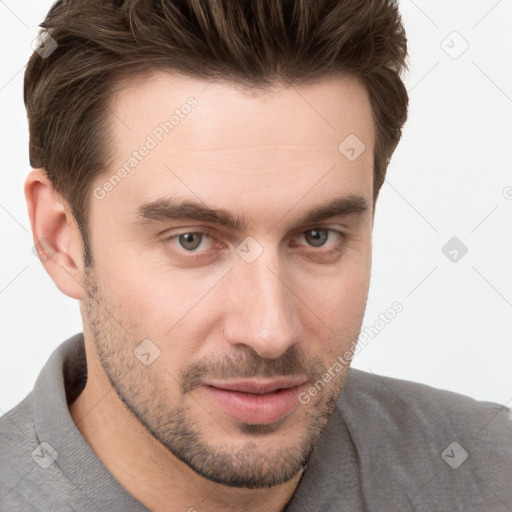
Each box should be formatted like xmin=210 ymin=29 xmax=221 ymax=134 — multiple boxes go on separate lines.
xmin=304 ymin=241 xmax=371 ymax=306
xmin=93 ymin=253 xmax=221 ymax=365
xmin=333 ymin=258 xmax=371 ymax=316
xmin=306 ymin=275 xmax=369 ymax=333
xmin=295 ymin=250 xmax=371 ymax=353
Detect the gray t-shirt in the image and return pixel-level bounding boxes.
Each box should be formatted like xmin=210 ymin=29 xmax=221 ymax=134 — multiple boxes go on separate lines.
xmin=1 ymin=333 xmax=511 ymax=511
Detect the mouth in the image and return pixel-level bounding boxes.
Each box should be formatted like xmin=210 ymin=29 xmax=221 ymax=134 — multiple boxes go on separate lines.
xmin=200 ymin=377 xmax=308 ymax=425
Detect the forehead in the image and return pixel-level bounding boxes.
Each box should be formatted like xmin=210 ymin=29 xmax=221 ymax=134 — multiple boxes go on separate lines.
xmin=108 ymin=71 xmax=374 ymax=150
xmin=92 ymin=72 xmax=375 ymax=228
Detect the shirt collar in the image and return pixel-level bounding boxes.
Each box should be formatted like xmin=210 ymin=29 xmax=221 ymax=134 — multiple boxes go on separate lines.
xmin=32 ymin=333 xmax=149 ymax=511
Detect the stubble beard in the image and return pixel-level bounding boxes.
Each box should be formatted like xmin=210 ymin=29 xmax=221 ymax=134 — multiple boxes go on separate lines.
xmin=82 ymin=266 xmax=349 ymax=488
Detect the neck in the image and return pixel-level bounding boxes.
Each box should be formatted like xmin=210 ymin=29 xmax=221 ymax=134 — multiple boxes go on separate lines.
xmin=69 ymin=357 xmax=303 ymax=512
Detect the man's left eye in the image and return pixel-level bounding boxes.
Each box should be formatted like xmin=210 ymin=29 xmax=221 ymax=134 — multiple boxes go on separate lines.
xmin=299 ymin=228 xmax=343 ymax=248
xmin=177 ymin=232 xmax=209 ymax=251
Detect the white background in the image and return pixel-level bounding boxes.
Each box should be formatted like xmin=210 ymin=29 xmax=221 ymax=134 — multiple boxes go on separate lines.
xmin=0 ymin=1 xmax=511 ymax=414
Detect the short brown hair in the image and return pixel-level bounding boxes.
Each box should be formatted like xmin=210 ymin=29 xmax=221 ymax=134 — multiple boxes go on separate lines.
xmin=24 ymin=0 xmax=408 ymax=265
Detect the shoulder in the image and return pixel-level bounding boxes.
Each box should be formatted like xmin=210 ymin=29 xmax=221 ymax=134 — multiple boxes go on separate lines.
xmin=335 ymin=368 xmax=512 ymax=510
xmin=341 ymin=368 xmax=510 ymax=439
xmin=0 ymin=393 xmax=37 ymax=456
xmin=0 ymin=389 xmax=87 ymax=510
xmin=0 ymin=393 xmax=40 ymax=509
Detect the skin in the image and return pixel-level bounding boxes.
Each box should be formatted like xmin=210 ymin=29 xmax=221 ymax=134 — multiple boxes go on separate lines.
xmin=25 ymin=72 xmax=375 ymax=512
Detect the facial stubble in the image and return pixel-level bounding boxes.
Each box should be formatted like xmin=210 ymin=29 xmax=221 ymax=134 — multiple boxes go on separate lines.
xmin=82 ymin=266 xmax=349 ymax=488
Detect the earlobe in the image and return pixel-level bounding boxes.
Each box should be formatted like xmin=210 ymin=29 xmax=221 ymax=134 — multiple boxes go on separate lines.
xmin=25 ymin=169 xmax=86 ymax=300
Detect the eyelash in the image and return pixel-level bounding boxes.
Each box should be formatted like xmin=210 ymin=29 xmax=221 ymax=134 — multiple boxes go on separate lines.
xmin=161 ymin=228 xmax=346 ymax=261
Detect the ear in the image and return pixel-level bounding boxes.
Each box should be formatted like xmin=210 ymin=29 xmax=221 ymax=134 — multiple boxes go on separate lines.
xmin=25 ymin=169 xmax=86 ymax=300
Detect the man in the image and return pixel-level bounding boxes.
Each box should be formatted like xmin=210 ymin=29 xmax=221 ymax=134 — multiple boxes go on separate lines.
xmin=1 ymin=0 xmax=510 ymax=510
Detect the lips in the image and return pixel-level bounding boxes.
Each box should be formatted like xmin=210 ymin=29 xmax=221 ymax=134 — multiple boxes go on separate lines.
xmin=205 ymin=376 xmax=308 ymax=394
xmin=200 ymin=376 xmax=308 ymax=425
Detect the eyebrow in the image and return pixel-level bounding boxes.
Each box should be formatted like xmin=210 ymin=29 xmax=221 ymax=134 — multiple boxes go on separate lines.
xmin=133 ymin=194 xmax=369 ymax=231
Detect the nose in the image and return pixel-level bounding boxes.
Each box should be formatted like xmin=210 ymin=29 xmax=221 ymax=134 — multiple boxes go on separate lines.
xmin=222 ymin=244 xmax=303 ymax=359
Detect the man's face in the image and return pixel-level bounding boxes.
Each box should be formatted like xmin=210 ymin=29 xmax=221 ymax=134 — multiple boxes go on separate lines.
xmin=82 ymin=72 xmax=374 ymax=488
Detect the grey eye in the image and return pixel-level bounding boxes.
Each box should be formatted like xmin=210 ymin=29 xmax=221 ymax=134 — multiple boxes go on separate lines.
xmin=178 ymin=233 xmax=204 ymax=250
xmin=304 ymin=229 xmax=329 ymax=247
